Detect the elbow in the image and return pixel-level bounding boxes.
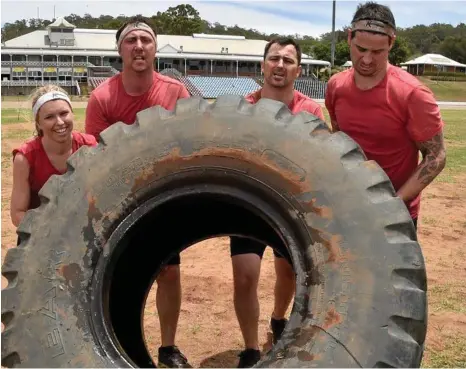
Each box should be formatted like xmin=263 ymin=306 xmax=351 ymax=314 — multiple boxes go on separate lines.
xmin=10 ymin=213 xmax=19 ymax=227
xmin=10 ymin=209 xmax=23 ymax=228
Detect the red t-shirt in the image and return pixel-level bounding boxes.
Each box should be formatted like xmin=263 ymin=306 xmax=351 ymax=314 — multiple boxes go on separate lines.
xmin=325 ymin=64 xmax=444 ymax=219
xmin=245 ymin=89 xmax=325 ymax=120
xmin=85 ymin=71 xmax=190 ymax=139
xmin=12 ymin=131 xmax=97 ymax=210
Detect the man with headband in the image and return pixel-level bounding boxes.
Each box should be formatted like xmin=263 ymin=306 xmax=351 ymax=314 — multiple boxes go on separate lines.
xmin=325 ymin=1 xmax=446 ymax=231
xmin=85 ymin=17 xmax=192 ymax=368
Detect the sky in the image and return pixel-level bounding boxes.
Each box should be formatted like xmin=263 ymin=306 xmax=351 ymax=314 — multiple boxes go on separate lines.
xmin=1 ymin=0 xmax=465 ymax=38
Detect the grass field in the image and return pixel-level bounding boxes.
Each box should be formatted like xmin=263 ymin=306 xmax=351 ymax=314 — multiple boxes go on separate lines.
xmin=1 ymin=105 xmax=465 ymax=367
xmin=419 ymin=78 xmax=466 ymax=102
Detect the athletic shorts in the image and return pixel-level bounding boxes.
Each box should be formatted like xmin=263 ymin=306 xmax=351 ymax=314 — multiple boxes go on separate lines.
xmin=230 ymin=217 xmax=418 ymax=262
xmin=230 ymin=236 xmax=292 ymax=263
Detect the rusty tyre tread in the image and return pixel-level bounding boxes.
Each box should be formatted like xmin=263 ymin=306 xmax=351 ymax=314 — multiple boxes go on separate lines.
xmin=1 ymin=95 xmax=427 ymax=368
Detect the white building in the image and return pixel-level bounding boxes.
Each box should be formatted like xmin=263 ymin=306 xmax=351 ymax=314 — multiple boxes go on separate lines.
xmin=400 ymin=53 xmax=466 ymax=76
xmin=1 ymin=17 xmax=330 ymax=89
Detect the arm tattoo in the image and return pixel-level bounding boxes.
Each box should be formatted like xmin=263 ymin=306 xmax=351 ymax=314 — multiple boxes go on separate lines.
xmin=416 ymin=131 xmax=446 ymax=185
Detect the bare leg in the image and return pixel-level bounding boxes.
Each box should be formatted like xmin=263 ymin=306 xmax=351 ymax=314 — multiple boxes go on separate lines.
xmin=272 ymin=256 xmax=295 ymax=319
xmin=232 ymin=253 xmax=262 ymax=350
xmin=156 ymin=264 xmax=182 ymax=347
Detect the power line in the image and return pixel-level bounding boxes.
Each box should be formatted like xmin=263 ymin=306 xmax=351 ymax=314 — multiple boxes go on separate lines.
xmin=330 ymin=0 xmax=336 ymax=67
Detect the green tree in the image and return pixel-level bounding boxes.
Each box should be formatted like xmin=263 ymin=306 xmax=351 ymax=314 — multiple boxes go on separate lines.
xmin=312 ymin=42 xmax=331 ymax=62
xmin=335 ymin=40 xmax=350 ymax=66
xmin=389 ymin=36 xmax=411 ymax=65
xmin=438 ymin=36 xmax=466 ymax=64
xmin=154 ymin=4 xmax=203 ymax=35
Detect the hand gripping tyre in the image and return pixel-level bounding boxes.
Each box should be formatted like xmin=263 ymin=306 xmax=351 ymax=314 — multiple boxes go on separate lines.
xmin=1 ymin=96 xmax=427 ymax=368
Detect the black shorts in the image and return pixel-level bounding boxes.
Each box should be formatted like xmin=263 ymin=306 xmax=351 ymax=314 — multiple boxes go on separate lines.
xmin=230 ymin=236 xmax=291 ymax=263
xmin=166 ymin=254 xmax=181 ymax=265
xmin=230 ymin=217 xmax=418 ymax=262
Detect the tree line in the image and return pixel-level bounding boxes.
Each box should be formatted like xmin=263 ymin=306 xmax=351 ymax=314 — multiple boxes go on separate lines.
xmin=2 ymin=4 xmax=465 ymax=66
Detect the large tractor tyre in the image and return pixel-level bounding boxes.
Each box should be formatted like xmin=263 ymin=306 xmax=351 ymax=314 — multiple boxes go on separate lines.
xmin=1 ymin=96 xmax=427 ymax=368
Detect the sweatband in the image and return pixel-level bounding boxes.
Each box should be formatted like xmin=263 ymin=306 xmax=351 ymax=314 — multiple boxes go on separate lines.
xmin=32 ymin=91 xmax=72 ymax=117
xmin=117 ymin=22 xmax=156 ymax=50
xmin=351 ymin=19 xmax=395 ymax=37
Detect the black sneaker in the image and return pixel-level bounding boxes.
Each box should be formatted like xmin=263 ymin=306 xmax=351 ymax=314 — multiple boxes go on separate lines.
xmin=158 ymin=346 xmax=192 ymax=368
xmin=237 ymin=348 xmax=261 ymax=368
xmin=270 ymin=317 xmax=288 ymax=345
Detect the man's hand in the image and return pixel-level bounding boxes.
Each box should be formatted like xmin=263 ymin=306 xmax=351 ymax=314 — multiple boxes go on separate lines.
xmin=396 ymin=131 xmax=446 ymax=202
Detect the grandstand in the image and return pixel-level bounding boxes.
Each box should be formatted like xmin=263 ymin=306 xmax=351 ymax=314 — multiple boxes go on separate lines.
xmin=1 ymin=17 xmax=330 ymax=99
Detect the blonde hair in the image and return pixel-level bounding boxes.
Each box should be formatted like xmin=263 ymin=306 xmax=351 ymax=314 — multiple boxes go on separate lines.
xmin=29 ymin=84 xmax=71 ymax=137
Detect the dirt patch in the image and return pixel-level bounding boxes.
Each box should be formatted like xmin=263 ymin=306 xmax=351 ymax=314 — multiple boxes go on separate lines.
xmin=1 ymin=118 xmax=465 ymax=367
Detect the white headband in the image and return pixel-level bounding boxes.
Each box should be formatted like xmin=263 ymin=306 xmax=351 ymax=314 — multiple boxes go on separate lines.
xmin=32 ymin=91 xmax=72 ymax=117
xmin=117 ymin=22 xmax=156 ymax=51
xmin=351 ymin=19 xmax=395 ymax=37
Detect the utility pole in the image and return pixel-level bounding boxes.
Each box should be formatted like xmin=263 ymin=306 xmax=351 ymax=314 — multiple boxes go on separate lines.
xmin=330 ymin=0 xmax=336 ymax=67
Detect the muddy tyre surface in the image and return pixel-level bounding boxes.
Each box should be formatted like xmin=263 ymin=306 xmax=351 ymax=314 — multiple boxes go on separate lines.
xmin=2 ymin=96 xmax=427 ymax=368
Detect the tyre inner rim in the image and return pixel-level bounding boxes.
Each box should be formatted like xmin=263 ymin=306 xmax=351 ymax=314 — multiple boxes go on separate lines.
xmin=89 ymin=182 xmax=306 ymax=368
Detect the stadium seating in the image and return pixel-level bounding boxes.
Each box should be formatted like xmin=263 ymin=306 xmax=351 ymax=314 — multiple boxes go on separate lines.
xmin=294 ymin=78 xmax=327 ymax=99
xmin=88 ymin=77 xmax=109 ymax=89
xmin=186 ymin=76 xmax=261 ymax=99
xmin=255 ymin=77 xmax=327 ymax=99
xmin=159 ymin=68 xmax=202 ymax=96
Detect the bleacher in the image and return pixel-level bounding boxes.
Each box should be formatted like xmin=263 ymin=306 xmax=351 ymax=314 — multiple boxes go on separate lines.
xmin=186 ymin=76 xmax=261 ymax=99
xmin=85 ymin=73 xmax=327 ymax=100
xmin=88 ymin=77 xmax=109 ymax=89
xmin=159 ymin=68 xmax=202 ymax=97
xmin=255 ymin=77 xmax=327 ymax=100
xmin=294 ymin=78 xmax=327 ymax=99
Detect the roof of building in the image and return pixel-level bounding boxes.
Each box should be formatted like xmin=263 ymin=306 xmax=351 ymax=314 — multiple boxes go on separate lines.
xmin=2 ymin=26 xmax=330 ymax=65
xmin=400 ymin=53 xmax=466 ymax=68
xmin=47 ymin=16 xmax=76 ymax=29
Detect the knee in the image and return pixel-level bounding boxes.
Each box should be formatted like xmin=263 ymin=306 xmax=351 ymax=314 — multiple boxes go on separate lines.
xmin=157 ymin=265 xmax=180 ymax=285
xmin=233 ymin=263 xmax=260 ymax=292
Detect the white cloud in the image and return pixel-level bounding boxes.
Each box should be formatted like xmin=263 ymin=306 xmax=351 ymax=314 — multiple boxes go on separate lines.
xmin=193 ymin=2 xmax=332 ymax=37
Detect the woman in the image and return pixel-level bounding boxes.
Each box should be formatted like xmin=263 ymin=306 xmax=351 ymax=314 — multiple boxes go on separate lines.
xmin=10 ymin=85 xmax=97 ymax=228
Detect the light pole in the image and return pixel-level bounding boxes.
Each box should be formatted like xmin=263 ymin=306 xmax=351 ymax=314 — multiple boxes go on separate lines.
xmin=330 ymin=0 xmax=336 ymax=67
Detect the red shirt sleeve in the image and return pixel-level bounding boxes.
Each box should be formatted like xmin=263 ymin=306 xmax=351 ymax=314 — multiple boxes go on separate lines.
xmin=406 ymin=86 xmax=444 ymax=142
xmin=85 ymin=92 xmax=110 ymax=140
xmin=178 ymin=84 xmax=190 ymax=99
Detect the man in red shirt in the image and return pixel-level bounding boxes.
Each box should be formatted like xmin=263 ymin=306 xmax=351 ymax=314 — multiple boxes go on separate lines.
xmin=325 ymin=2 xmax=446 ymax=229
xmin=232 ymin=37 xmax=325 ymax=368
xmin=85 ymin=17 xmax=191 ymax=368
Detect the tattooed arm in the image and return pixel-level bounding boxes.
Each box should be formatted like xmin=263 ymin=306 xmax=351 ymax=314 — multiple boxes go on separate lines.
xmin=396 ymin=131 xmax=446 ymax=202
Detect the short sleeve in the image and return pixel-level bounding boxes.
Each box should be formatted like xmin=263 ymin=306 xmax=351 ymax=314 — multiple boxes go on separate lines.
xmin=178 ymin=85 xmax=190 ymax=99
xmin=85 ymin=92 xmax=110 ymax=140
xmin=81 ymin=133 xmax=98 ymax=147
xmin=406 ymin=86 xmax=444 ymax=142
